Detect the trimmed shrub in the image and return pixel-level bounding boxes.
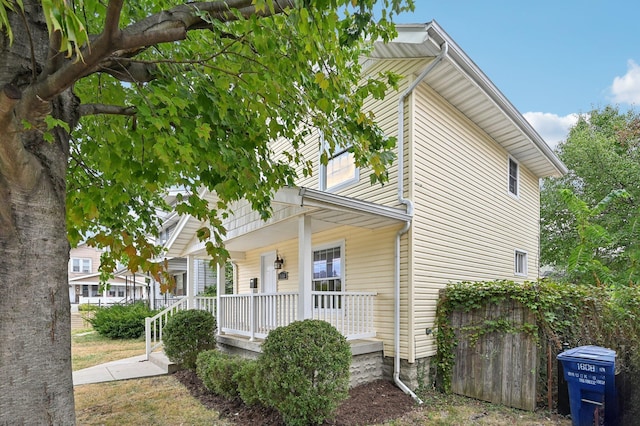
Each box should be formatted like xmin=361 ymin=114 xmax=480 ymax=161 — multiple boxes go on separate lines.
xmin=195 ymin=350 xmax=219 ymax=391
xmin=258 ymin=319 xmax=351 ymax=426
xmin=78 ymin=303 xmax=100 ymax=312
xmin=195 ymin=350 xmax=244 ymax=398
xmin=89 ymin=302 xmax=156 ymax=339
xmin=163 ymin=309 xmax=216 ymax=370
xmin=234 ymin=360 xmax=262 ymax=406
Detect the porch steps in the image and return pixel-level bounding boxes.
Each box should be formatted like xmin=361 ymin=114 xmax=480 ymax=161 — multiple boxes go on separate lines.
xmin=149 ymin=351 xmax=178 ymax=374
xmin=71 ymin=312 xmax=92 ymax=330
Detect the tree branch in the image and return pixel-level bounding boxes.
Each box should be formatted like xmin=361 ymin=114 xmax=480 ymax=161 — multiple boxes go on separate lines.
xmin=34 ymin=0 xmax=296 ymax=101
xmin=79 ymin=104 xmax=137 ymax=117
xmin=95 ymin=60 xmax=158 ymax=83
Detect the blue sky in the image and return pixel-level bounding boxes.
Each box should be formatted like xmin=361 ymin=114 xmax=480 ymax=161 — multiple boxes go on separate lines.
xmin=385 ymin=1 xmax=640 ymax=149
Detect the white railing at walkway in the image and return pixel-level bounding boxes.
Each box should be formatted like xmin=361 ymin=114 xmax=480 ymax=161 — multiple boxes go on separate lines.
xmin=144 ymin=296 xmax=217 ymax=359
xmin=311 ymin=291 xmax=377 ymax=340
xmin=219 ymin=292 xmax=299 ymax=340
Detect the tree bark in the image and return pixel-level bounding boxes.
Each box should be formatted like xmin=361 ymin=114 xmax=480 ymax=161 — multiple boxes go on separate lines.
xmin=0 ymin=5 xmax=76 ymax=423
xmin=0 ymin=107 xmax=76 ymax=424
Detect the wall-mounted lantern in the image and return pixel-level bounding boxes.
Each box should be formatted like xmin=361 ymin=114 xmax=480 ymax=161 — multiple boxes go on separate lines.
xmin=274 ymin=254 xmax=284 ymax=270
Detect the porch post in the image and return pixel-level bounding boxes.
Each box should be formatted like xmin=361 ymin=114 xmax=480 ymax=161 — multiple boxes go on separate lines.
xmin=186 ymin=255 xmax=194 ymax=309
xmin=216 ymin=262 xmax=224 ymax=335
xmin=298 ymin=214 xmax=312 ymax=320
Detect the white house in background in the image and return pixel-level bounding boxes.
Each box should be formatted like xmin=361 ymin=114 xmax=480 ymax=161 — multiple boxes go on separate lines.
xmin=150 ymin=21 xmax=566 ymax=393
xmin=69 ymin=243 xmax=147 ymax=305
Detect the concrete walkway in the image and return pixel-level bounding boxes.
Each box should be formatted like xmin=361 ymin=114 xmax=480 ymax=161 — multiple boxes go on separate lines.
xmin=73 ymin=352 xmax=174 ymax=386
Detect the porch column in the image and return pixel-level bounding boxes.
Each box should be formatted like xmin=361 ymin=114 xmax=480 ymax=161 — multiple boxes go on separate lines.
xmin=298 ymin=214 xmax=312 ymax=320
xmin=216 ymin=262 xmax=224 ymax=335
xmin=186 ymin=255 xmax=194 ymax=309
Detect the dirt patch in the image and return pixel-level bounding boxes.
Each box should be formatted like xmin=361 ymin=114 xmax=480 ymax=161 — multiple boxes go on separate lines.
xmin=174 ymin=370 xmax=415 ymax=425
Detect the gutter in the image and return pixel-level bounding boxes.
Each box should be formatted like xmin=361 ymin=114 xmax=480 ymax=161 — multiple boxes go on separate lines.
xmin=394 ymin=41 xmax=448 ymax=404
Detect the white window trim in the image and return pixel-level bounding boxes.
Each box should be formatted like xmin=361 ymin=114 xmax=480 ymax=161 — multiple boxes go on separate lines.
xmin=319 ymin=136 xmax=359 ymax=192
xmin=507 ymin=156 xmax=520 ymax=199
xmin=70 ymin=258 xmax=92 ymax=273
xmin=514 ymin=249 xmax=528 ymax=277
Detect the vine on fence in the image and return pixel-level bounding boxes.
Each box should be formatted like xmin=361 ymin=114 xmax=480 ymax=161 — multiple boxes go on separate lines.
xmin=434 ymin=279 xmax=640 ymax=398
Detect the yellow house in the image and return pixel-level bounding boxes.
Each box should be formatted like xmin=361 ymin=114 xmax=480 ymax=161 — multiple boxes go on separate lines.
xmin=149 ymin=21 xmax=566 ymax=395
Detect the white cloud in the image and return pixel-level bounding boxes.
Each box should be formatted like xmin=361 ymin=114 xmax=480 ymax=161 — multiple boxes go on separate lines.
xmin=523 ymin=112 xmax=579 ymax=150
xmin=610 ymin=60 xmax=640 ymax=105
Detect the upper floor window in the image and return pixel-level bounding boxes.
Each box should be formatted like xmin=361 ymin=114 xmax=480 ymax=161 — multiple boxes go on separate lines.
xmin=508 ymin=157 xmax=519 ymax=197
xmin=514 ymin=250 xmax=527 ymax=276
xmin=321 ymin=139 xmax=359 ymax=191
xmin=71 ymin=258 xmax=91 ymax=273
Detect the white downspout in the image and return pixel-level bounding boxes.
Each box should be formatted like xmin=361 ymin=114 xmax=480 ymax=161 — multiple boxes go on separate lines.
xmin=394 ymin=41 xmax=448 ymax=404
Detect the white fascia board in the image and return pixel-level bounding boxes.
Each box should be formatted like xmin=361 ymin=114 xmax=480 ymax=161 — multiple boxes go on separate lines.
xmin=297 ymin=187 xmax=411 ymax=222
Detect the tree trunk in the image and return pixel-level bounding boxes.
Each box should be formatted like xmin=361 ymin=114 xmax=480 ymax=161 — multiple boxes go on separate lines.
xmin=0 ymin=5 xmax=77 ymax=423
xmin=0 ymin=113 xmax=76 ymax=424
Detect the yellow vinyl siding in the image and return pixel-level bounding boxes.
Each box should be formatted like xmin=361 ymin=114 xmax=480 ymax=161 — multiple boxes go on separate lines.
xmin=410 ymin=84 xmax=541 ymax=358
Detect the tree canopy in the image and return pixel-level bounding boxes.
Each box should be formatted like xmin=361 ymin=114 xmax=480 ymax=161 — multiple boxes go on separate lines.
xmin=4 ymin=0 xmax=413 ymax=277
xmin=540 ymin=106 xmax=640 ymax=286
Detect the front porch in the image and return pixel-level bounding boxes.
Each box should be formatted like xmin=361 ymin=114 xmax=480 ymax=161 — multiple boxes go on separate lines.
xmin=145 ymin=292 xmax=386 ymax=386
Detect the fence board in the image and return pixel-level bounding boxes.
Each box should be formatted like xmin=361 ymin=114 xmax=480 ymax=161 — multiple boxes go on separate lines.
xmin=450 ymin=300 xmax=537 ymax=411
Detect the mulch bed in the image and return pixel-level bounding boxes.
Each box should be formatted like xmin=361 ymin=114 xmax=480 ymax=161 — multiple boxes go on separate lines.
xmin=174 ymin=370 xmax=415 ymax=425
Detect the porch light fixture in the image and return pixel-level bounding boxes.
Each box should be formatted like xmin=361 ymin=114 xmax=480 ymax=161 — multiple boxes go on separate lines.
xmin=274 ymin=254 xmax=284 ymax=270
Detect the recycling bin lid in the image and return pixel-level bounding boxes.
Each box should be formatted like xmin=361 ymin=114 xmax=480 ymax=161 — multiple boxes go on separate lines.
xmin=557 ymin=345 xmax=615 ymax=364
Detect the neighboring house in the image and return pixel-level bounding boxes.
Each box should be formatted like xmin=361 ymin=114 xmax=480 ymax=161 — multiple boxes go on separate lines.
xmin=69 ymin=243 xmax=147 ymax=305
xmin=150 ymin=188 xmax=218 ymax=309
xmin=152 ymin=21 xmax=566 ymax=393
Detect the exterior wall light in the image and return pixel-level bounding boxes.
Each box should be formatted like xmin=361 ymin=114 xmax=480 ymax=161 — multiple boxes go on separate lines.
xmin=274 ymin=254 xmax=284 ymax=270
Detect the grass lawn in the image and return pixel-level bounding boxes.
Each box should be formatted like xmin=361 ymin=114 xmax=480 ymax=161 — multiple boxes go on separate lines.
xmin=75 ymin=376 xmax=229 ymax=425
xmin=71 ymin=329 xmax=146 ymax=371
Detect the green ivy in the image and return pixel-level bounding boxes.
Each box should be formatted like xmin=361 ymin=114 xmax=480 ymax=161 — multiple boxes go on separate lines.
xmin=433 ymin=280 xmax=637 ymax=394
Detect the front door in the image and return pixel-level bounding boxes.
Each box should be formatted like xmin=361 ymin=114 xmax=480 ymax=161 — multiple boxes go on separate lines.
xmin=260 ymin=252 xmax=277 ymax=330
xmin=260 ymin=252 xmax=277 ymax=294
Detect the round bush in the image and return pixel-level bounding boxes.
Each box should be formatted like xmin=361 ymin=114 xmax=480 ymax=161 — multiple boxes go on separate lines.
xmin=258 ymin=319 xmax=351 ymax=426
xmin=89 ymin=302 xmax=156 ymax=339
xmin=163 ymin=309 xmax=216 ymax=370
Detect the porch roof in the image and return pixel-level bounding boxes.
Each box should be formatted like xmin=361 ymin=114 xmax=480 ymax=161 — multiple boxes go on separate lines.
xmin=164 ymin=187 xmax=410 ymax=257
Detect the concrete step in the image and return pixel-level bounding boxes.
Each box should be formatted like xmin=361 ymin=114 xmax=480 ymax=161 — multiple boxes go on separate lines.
xmin=71 ymin=312 xmax=92 ymax=330
xmin=149 ymin=351 xmax=178 ymax=374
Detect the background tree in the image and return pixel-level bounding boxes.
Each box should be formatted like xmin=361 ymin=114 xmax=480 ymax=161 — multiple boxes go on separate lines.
xmin=0 ymin=0 xmax=413 ymax=423
xmin=540 ymin=106 xmax=640 ymax=285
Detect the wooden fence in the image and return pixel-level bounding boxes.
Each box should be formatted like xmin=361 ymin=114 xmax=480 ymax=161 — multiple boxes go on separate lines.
xmin=449 ymin=300 xmax=537 ymax=411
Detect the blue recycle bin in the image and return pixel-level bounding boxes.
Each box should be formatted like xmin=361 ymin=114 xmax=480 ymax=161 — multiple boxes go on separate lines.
xmin=557 ymin=346 xmax=617 ymax=426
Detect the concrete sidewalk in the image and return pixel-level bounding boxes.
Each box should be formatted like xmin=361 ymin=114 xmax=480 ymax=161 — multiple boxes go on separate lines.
xmin=73 ymin=352 xmax=173 ymax=386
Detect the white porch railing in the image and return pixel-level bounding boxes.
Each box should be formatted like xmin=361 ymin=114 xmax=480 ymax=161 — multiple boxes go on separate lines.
xmin=145 ymin=291 xmax=376 ymax=359
xmin=219 ymin=292 xmax=299 ymax=341
xmin=311 ymin=291 xmax=377 ymax=340
xmin=219 ymin=291 xmax=376 ymax=341
xmin=144 ymin=296 xmax=217 ymax=359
